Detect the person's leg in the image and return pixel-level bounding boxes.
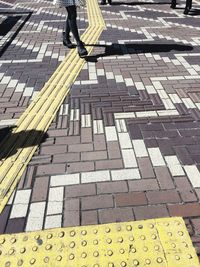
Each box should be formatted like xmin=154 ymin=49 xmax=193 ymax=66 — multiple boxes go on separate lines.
xmin=108 ymin=0 xmax=112 ymax=5
xmin=66 ymin=5 xmax=88 ymax=57
xmin=63 ymin=12 xmax=74 ymax=48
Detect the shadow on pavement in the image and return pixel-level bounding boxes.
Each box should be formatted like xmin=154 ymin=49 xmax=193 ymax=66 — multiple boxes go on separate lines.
xmin=0 ymin=127 xmax=48 ymax=160
xmin=111 ymin=1 xmax=170 ymax=5
xmin=85 ymin=43 xmax=193 ymax=62
xmin=189 ymin=9 xmax=200 ymax=16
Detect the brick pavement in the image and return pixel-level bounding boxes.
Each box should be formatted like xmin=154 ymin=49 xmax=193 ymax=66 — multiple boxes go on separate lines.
xmin=1 ymin=0 xmax=200 ymax=259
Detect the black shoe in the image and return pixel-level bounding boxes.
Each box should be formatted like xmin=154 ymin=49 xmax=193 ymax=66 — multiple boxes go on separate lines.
xmin=108 ymin=0 xmax=112 ymax=4
xmin=77 ymin=41 xmax=88 ymax=58
xmin=63 ymin=33 xmax=75 ymax=49
xmin=100 ymin=1 xmax=106 ymax=4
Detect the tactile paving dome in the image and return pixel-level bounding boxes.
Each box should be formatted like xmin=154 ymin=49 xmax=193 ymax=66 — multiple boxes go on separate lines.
xmin=0 ymin=217 xmax=199 ymax=266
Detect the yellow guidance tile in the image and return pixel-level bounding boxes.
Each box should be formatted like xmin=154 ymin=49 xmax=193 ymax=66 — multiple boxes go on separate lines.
xmin=0 ymin=0 xmax=106 ymax=213
xmin=0 ymin=217 xmax=199 ymax=267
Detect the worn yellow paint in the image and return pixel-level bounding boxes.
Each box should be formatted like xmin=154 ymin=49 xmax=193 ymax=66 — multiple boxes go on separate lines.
xmin=0 ymin=217 xmax=199 ymax=266
xmin=0 ymin=0 xmax=106 ymax=213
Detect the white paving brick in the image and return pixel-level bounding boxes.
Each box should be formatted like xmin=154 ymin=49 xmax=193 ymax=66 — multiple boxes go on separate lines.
xmin=184 ymin=165 xmax=200 ymax=187
xmin=48 ymin=187 xmax=64 ymax=202
xmin=25 ymin=202 xmax=46 ymax=231
xmin=132 ymin=140 xmax=148 ymax=157
xmin=93 ymin=120 xmax=104 ymax=134
xmin=51 ymin=174 xmax=80 ymax=186
xmin=10 ymin=204 xmax=29 ymax=219
xmin=182 ymin=98 xmax=196 ymax=109
xmin=45 ymin=215 xmax=62 ymax=229
xmin=47 ymin=201 xmax=63 ymax=215
xmin=118 ymin=132 xmax=132 ymax=149
xmin=105 ymin=126 xmax=118 ymax=141
xmin=122 ymin=149 xmax=137 ymax=168
xmin=81 ymin=170 xmax=110 ymax=183
xmin=148 ymin=147 xmax=166 ymax=166
xmin=116 ymin=119 xmax=127 ymax=133
xmin=111 ymin=169 xmax=141 ymax=180
xmin=14 ymin=189 xmax=31 ymax=204
xmin=165 ymin=156 xmax=184 ymax=176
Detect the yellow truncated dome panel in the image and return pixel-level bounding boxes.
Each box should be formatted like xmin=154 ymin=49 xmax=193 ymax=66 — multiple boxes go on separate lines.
xmin=0 ymin=217 xmax=199 ymax=267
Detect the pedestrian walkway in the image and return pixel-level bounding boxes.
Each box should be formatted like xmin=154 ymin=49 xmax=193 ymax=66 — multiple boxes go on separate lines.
xmin=0 ymin=0 xmax=200 ymax=265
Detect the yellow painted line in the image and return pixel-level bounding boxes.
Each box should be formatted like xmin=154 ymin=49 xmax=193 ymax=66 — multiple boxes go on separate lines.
xmin=0 ymin=0 xmax=106 ymax=213
xmin=0 ymin=217 xmax=199 ymax=266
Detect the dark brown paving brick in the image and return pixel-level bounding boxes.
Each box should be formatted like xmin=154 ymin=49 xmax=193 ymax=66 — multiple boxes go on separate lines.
xmin=99 ymin=207 xmax=134 ymax=223
xmin=115 ymin=192 xmax=147 ymax=207
xmin=97 ymin=181 xmax=128 ymax=194
xmin=146 ymin=190 xmax=181 ymax=204
xmin=128 ymin=179 xmax=159 ymax=191
xmin=137 ymin=158 xmax=155 ymax=178
xmin=133 ymin=205 xmax=169 ymax=220
xmin=0 ymin=206 xmax=11 ymax=234
xmin=63 ymin=199 xmax=80 ymax=227
xmin=67 ymin=161 xmax=95 ymax=173
xmin=65 ymin=184 xmax=96 ymax=198
xmin=81 ymin=210 xmax=98 ymax=225
xmin=5 ymin=218 xmax=26 ymax=233
xmin=155 ymin=166 xmax=175 ymax=189
xmin=107 ymin=141 xmax=121 ymax=159
xmin=36 ymin=164 xmax=66 ymax=176
xmin=81 ymin=195 xmax=114 ymax=210
xmin=81 ymin=151 xmax=107 ymax=161
xmin=31 ymin=176 xmax=49 ymax=202
xmin=168 ymin=203 xmax=200 ymax=217
xmin=96 ymin=159 xmax=123 ymax=170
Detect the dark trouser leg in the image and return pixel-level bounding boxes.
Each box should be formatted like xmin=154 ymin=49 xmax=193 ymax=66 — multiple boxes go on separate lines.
xmin=66 ymin=5 xmax=81 ymax=44
xmin=65 ymin=17 xmax=70 ymax=39
xmin=170 ymin=0 xmax=176 ymax=8
xmin=108 ymin=0 xmax=112 ymax=5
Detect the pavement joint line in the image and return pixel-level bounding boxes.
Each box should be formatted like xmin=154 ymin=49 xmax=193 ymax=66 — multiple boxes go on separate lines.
xmin=0 ymin=217 xmax=199 ymax=266
xmin=0 ymin=0 xmax=106 ymax=213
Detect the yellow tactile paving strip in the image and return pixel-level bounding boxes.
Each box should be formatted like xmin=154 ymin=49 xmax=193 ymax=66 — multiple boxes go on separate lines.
xmin=0 ymin=0 xmax=106 ymax=213
xmin=0 ymin=217 xmax=199 ymax=267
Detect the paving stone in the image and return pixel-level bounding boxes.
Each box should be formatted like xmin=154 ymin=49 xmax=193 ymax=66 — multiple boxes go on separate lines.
xmin=0 ymin=206 xmax=11 ymax=234
xmin=63 ymin=199 xmax=80 ymax=227
xmin=154 ymin=166 xmax=175 ymax=189
xmin=45 ymin=215 xmax=62 ymax=229
xmin=31 ymin=176 xmax=49 ymax=202
xmin=107 ymin=141 xmax=121 ymax=159
xmin=94 ymin=135 xmax=106 ymax=151
xmin=97 ymin=181 xmax=128 ymax=194
xmin=115 ymin=192 xmax=147 ymax=207
xmin=146 ymin=190 xmax=181 ymax=204
xmin=5 ymin=218 xmax=26 ymax=234
xmin=81 ymin=128 xmax=92 ymax=143
xmin=81 ymin=210 xmax=98 ymax=225
xmin=65 ymin=184 xmax=96 ymax=198
xmin=82 ymin=195 xmax=114 ymax=210
xmin=111 ymin=168 xmax=140 ymax=181
xmin=81 ymin=170 xmax=110 ymax=183
xmin=128 ymin=179 xmax=159 ymax=191
xmin=51 ymin=174 xmax=80 ymax=186
xmin=68 ymin=143 xmax=93 ymax=152
xmin=99 ymin=208 xmax=134 ymax=223
xmin=138 ymin=157 xmax=155 ymax=178
xmin=81 ymin=150 xmax=107 ymax=161
xmin=168 ymin=203 xmax=200 ymax=217
xmin=67 ymin=161 xmax=95 ymax=173
xmin=36 ymin=164 xmax=66 ymax=176
xmin=122 ymin=149 xmax=137 ymax=168
xmin=96 ymin=159 xmax=123 ymax=170
xmin=53 ymin=152 xmax=80 ymax=163
xmin=25 ymin=202 xmax=46 ymax=231
xmin=134 ymin=205 xmax=169 ymax=220
xmin=40 ymin=145 xmax=67 ymax=155
xmin=132 ymin=140 xmax=148 ymax=157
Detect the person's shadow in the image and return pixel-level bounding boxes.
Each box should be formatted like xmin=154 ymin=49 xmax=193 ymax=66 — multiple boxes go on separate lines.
xmin=0 ymin=126 xmax=48 ymax=160
xmin=85 ymin=43 xmax=193 ymax=62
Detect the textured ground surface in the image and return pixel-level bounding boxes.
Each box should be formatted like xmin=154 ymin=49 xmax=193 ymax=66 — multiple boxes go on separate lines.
xmin=1 ymin=0 xmax=200 ymax=258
